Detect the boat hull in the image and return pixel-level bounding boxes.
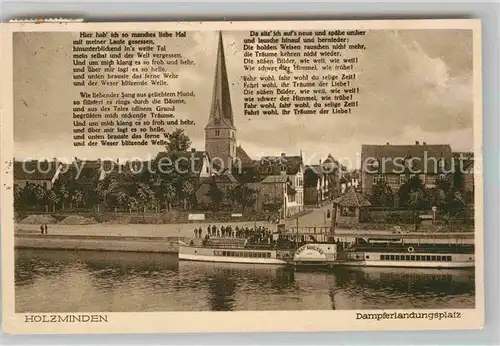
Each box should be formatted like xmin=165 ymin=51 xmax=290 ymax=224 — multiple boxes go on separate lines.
xmin=178 ymin=244 xmax=290 ymax=265
xmin=332 ymin=260 xmax=474 ymax=269
xmin=179 ymin=252 xmax=288 ymax=265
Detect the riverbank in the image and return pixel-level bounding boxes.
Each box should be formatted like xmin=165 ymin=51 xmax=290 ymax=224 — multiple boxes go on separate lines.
xmin=15 ymin=233 xmax=180 ymax=253
xmin=15 ymin=210 xmax=287 ymax=225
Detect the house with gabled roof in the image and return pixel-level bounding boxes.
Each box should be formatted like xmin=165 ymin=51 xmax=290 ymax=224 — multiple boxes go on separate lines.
xmin=333 ymin=186 xmax=371 ymax=224
xmin=255 ymin=152 xmax=305 ymax=217
xmin=13 ymin=159 xmax=62 ymax=190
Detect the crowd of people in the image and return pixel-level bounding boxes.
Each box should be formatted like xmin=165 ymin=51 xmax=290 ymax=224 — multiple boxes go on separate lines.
xmin=193 ymin=224 xmax=274 ymax=243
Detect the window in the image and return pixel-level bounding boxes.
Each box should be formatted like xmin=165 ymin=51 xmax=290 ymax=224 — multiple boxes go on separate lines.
xmin=439 ymin=157 xmax=445 ymax=170
xmin=215 ymin=130 xmax=220 ymax=136
xmin=431 ymin=255 xmax=436 ymax=261
xmin=419 ymin=174 xmax=426 ymax=184
xmin=373 ymin=174 xmax=386 ymax=185
xmin=380 ymin=255 xmax=385 ymax=260
xmin=416 ymin=255 xmax=421 ymax=261
xmin=426 ymin=256 xmax=431 ymax=261
xmin=410 ymin=255 xmax=415 ymax=261
xmin=390 ymin=255 xmax=395 ymax=261
xmin=404 ymin=157 xmax=413 ymax=169
xmin=447 ymin=255 xmax=452 ymax=262
xmin=367 ymin=158 xmax=380 ymax=171
xmin=399 ymin=174 xmax=408 ymax=185
xmin=395 ymin=255 xmax=400 ymax=260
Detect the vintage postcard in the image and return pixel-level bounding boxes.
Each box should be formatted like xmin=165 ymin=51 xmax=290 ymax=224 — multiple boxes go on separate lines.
xmin=1 ymin=19 xmax=483 ymax=334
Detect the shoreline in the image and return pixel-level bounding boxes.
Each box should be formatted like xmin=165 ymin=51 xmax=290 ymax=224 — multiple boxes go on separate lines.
xmin=15 ymin=233 xmax=180 ymax=254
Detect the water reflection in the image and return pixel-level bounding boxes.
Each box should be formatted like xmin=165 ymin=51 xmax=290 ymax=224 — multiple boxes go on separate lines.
xmin=15 ymin=249 xmax=475 ymax=312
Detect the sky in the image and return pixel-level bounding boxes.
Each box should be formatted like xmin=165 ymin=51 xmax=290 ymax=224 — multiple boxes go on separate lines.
xmin=13 ymin=29 xmax=474 ymax=169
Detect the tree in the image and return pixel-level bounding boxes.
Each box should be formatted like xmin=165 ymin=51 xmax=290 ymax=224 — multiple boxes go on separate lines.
xmin=165 ymin=128 xmax=191 ymax=152
xmin=206 ymin=178 xmax=224 ymax=211
xmin=48 ymin=190 xmax=60 ymax=212
xmin=233 ymin=184 xmax=258 ymax=208
xmin=180 ymin=180 xmax=194 ymax=210
xmin=135 ymin=182 xmax=155 ymax=212
xmin=370 ymin=181 xmax=393 ymax=207
xmin=163 ymin=181 xmax=177 ymax=211
xmin=14 ymin=185 xmax=23 ymax=210
xmin=20 ymin=183 xmax=48 ymax=209
xmin=54 ymin=183 xmax=69 ymax=209
xmin=71 ymin=189 xmax=84 ymax=208
xmin=126 ymin=196 xmax=139 ymax=213
xmin=398 ymin=175 xmax=427 ymax=208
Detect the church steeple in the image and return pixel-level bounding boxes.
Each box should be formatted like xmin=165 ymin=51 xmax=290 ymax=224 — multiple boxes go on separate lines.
xmin=205 ymin=31 xmax=237 ymax=168
xmin=206 ymin=31 xmax=235 ymax=130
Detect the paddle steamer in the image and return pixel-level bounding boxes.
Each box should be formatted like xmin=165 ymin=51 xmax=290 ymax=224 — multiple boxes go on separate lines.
xmin=179 ymin=229 xmax=474 ymax=269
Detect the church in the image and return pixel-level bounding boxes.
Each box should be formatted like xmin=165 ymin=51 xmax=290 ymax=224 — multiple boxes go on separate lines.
xmin=204 ymin=31 xmax=252 ymax=171
xmin=197 ymin=32 xmax=304 ymax=218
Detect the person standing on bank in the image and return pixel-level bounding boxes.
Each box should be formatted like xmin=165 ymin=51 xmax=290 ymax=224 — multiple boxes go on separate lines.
xmin=40 ymin=224 xmax=44 ymax=235
xmin=44 ymin=223 xmax=48 ymax=234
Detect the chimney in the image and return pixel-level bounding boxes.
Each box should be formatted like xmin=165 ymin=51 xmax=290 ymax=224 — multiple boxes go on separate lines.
xmin=423 ymin=141 xmax=427 ymax=145
xmin=191 ymin=148 xmax=196 ymax=153
xmin=281 ymin=152 xmax=286 ymax=157
xmin=386 ymin=142 xmax=390 ymax=145
xmin=415 ymin=141 xmax=420 ymax=145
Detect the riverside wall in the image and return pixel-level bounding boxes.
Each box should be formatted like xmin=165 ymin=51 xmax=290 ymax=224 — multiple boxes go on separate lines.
xmin=15 ymin=234 xmax=180 ymax=253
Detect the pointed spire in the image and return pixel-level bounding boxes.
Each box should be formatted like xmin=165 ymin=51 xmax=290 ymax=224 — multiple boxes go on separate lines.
xmin=206 ymin=31 xmax=235 ymax=129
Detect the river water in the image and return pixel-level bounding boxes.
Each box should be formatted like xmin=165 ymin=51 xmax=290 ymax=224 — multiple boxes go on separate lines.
xmin=15 ymin=249 xmax=475 ymax=312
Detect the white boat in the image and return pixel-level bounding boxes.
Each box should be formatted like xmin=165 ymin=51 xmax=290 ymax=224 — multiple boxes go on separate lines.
xmin=179 ymin=231 xmax=475 ymax=270
xmin=291 ymin=233 xmax=475 ymax=269
xmin=178 ymin=237 xmax=294 ymax=265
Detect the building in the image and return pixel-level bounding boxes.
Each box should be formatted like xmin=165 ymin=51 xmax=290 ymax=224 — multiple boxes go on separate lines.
xmin=333 ymin=186 xmax=371 ymax=225
xmin=13 ymin=159 xmax=61 ymax=190
xmin=360 ymin=141 xmax=453 ymax=196
xmin=205 ymin=32 xmax=253 ymax=171
xmin=303 ymin=155 xmax=349 ymax=205
xmin=255 ymin=153 xmax=304 ymax=217
xmin=195 ymin=171 xmax=239 ymax=209
xmin=304 ymin=164 xmax=328 ymax=206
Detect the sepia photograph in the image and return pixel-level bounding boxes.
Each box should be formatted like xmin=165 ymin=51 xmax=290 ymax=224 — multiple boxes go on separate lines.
xmin=1 ymin=19 xmax=483 ymax=334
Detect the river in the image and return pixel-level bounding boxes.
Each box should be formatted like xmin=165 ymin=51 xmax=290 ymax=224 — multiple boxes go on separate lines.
xmin=15 ymin=249 xmax=475 ymax=312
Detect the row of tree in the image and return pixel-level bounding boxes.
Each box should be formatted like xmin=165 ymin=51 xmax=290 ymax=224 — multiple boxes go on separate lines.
xmin=14 ymin=129 xmax=263 ymax=213
xmin=369 ymin=173 xmax=471 ymax=218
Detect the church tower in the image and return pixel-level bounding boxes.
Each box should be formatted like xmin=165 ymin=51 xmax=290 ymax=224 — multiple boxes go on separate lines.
xmin=205 ymin=32 xmax=237 ymax=170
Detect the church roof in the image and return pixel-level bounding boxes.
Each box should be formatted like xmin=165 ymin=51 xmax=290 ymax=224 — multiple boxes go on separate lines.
xmin=235 ymin=145 xmax=253 ymax=166
xmin=206 ymin=32 xmax=235 ymax=130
